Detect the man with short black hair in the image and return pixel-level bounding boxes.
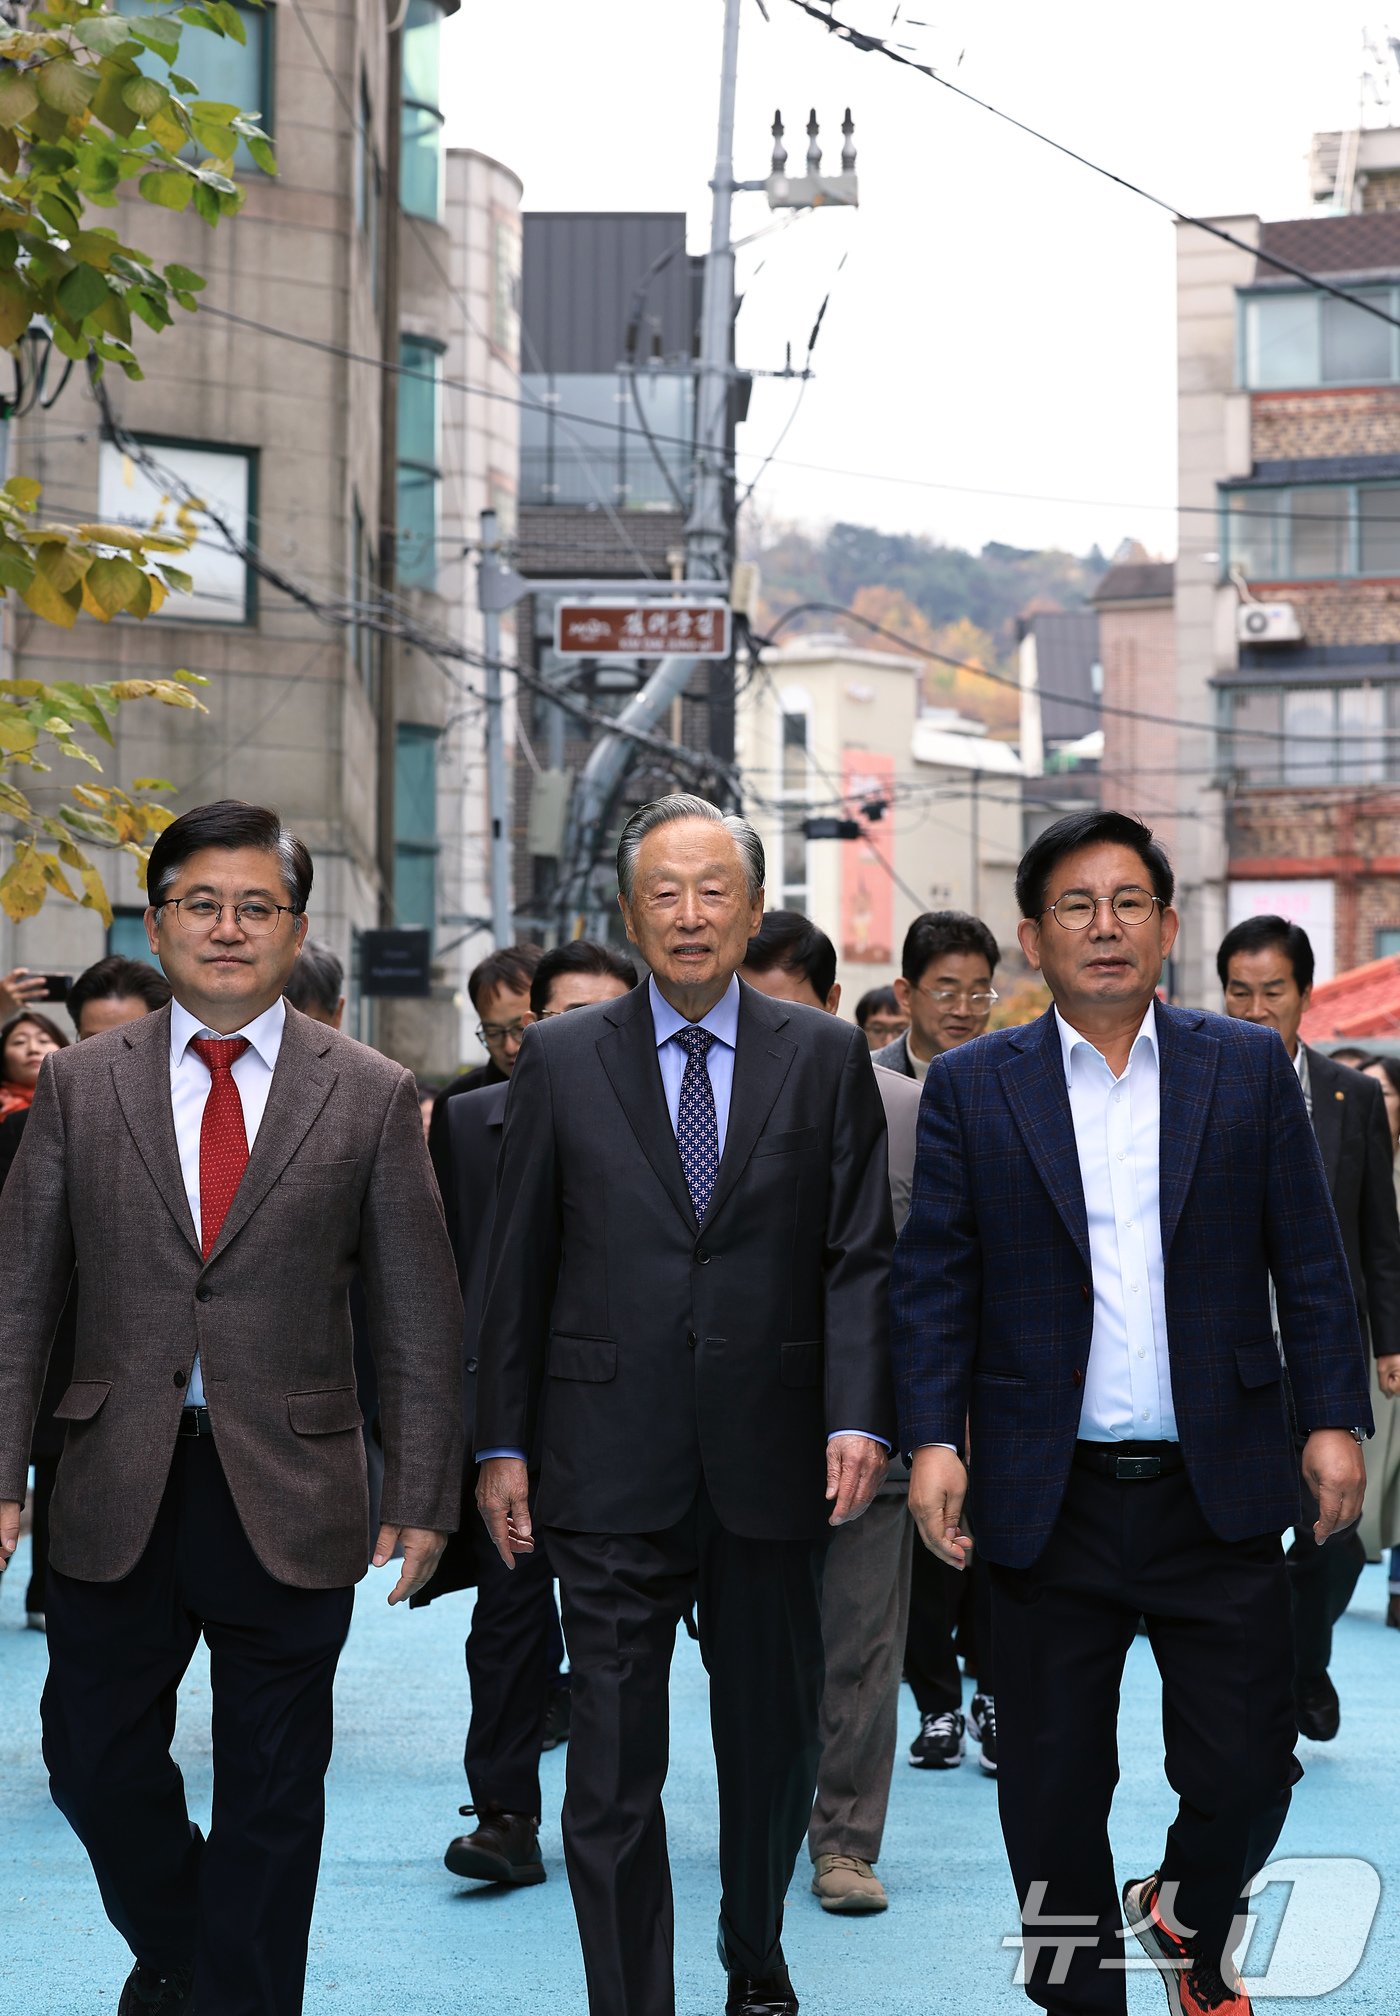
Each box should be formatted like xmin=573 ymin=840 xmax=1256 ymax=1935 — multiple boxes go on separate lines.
xmin=283 ymin=937 xmax=345 ymax=1028
xmin=427 ymin=943 xmax=542 ymax=1216
xmin=742 ymin=912 xmax=918 ymax=1917
xmin=875 ymin=910 xmax=1000 ymax=1081
xmin=853 ymin=985 xmax=907 ymax=1051
xmin=0 ymin=798 xmax=463 ymax=2016
xmin=66 ymin=955 xmax=173 ymax=1037
xmin=1218 ymin=912 xmax=1400 ymax=1742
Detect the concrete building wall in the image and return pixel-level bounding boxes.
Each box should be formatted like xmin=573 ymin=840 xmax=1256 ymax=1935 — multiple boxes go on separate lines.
xmin=1097 ymin=595 xmax=1178 ymax=854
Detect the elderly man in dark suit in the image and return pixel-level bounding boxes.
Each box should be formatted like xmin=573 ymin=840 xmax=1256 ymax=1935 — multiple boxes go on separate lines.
xmin=1218 ymin=913 xmax=1400 ymax=1741
xmin=420 ymin=939 xmax=638 ymax=1894
xmin=475 ymin=793 xmax=895 ymax=2016
xmin=892 ymin=810 xmax=1371 ymax=2016
xmin=0 ymin=800 xmax=462 ymax=2016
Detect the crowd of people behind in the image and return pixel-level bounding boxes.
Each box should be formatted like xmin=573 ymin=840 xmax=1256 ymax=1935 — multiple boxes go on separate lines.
xmin=0 ymin=793 xmax=1395 ymax=2016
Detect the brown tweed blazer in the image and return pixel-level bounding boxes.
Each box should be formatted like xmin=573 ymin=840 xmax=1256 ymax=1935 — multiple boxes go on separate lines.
xmin=0 ymin=1001 xmax=463 ymax=1589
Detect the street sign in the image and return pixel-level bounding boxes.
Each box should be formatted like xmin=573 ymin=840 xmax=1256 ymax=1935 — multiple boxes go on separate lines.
xmin=359 ymin=928 xmax=432 ymax=998
xmin=553 ymin=599 xmax=732 ymax=659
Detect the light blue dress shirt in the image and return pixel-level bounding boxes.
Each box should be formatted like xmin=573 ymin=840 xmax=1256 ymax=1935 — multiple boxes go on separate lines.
xmin=1055 ymin=1003 xmax=1178 ymax=1443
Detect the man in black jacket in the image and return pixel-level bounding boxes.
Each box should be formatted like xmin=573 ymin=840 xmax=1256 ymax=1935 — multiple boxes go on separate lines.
xmin=425 ymin=944 xmax=540 ymax=1220
xmin=1220 ymin=914 xmax=1400 ymax=1739
xmin=475 ymin=794 xmax=895 ymax=2016
xmin=421 ymin=939 xmax=637 ymax=1892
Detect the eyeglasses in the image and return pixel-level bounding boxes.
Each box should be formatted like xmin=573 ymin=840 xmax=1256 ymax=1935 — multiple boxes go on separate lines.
xmin=864 ymin=1018 xmax=908 ymax=1040
xmin=915 ymin=985 xmax=999 ymax=1011
xmin=1040 ymin=888 xmax=1163 ymax=931
xmin=476 ymin=1016 xmax=534 ymax=1046
xmin=165 ymin=897 xmax=297 ymax=937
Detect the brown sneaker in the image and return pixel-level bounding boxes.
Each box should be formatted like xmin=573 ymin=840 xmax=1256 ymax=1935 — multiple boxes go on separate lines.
xmin=810 ymin=1852 xmax=888 ymax=1914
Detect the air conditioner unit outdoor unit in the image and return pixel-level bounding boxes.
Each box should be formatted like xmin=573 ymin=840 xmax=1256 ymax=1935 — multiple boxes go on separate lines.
xmin=1237 ymin=602 xmax=1303 ymax=645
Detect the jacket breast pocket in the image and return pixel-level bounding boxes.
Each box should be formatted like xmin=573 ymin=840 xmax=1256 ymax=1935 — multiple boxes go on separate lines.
xmin=280 ymin=1158 xmax=359 ymax=1187
xmin=548 ymin=1334 xmax=616 ymax=1383
xmin=753 ymin=1127 xmax=819 ymax=1158
xmin=1234 ymin=1341 xmax=1283 ymax=1389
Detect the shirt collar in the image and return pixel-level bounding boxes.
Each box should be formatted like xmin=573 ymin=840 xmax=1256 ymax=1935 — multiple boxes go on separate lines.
xmin=1054 ymin=999 xmax=1159 ymax=1088
xmin=1293 ymin=1042 xmax=1309 ymax=1091
xmin=649 ymin=972 xmax=741 ymax=1052
xmin=171 ymin=994 xmax=286 ymax=1072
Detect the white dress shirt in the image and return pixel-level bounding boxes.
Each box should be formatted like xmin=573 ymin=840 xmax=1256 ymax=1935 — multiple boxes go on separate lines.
xmin=649 ymin=973 xmax=739 ymax=1153
xmin=1056 ymin=1003 xmax=1178 ymax=1443
xmin=170 ymin=996 xmax=285 ymax=1404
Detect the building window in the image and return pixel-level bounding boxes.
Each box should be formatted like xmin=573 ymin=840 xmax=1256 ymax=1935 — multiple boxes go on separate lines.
xmin=1376 ymin=927 xmax=1400 ymax=960
xmin=394 ymin=724 xmax=439 ymax=942
xmin=354 ymin=75 xmax=381 ymax=306
xmin=397 ymin=335 xmax=442 ymax=589
xmin=1219 ymin=680 xmax=1397 ymax=786
xmin=400 ymin=0 xmax=444 ymax=222
xmin=117 ymin=0 xmax=272 ymax=168
xmin=519 ymin=369 xmax=695 ymax=509
xmin=493 ymin=218 xmax=520 ymax=356
xmin=97 ymin=438 xmax=255 ymax=624
xmin=777 ymin=701 xmax=810 ymax=911
xmin=107 ymin=908 xmax=161 ymax=968
xmin=1222 ymin=482 xmax=1400 ymax=581
xmin=1241 ymin=286 xmax=1398 ymax=390
xmin=351 ymin=496 xmax=375 ymax=699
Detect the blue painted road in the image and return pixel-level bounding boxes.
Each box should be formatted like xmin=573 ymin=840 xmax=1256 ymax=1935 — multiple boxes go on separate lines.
xmin=3 ymin=1545 xmax=1397 ymax=2014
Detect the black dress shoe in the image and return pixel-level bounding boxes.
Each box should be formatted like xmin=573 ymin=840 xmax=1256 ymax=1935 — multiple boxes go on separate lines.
xmin=724 ymin=1961 xmax=798 ymax=2015
xmin=1296 ymin=1671 xmax=1340 ymax=1742
xmin=118 ymin=1963 xmax=194 ymax=2014
xmin=444 ymin=1805 xmax=546 ymax=1885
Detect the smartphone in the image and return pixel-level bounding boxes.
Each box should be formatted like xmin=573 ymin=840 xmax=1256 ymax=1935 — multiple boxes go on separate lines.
xmin=35 ymin=974 xmax=71 ymax=1003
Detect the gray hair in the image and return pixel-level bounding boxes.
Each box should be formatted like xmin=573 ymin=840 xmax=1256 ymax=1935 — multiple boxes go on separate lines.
xmin=283 ymin=937 xmax=345 ymax=1017
xmin=616 ymin=794 xmax=765 ymax=903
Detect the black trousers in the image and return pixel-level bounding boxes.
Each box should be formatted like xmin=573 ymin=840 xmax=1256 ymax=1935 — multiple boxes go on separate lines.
xmin=905 ymin=1511 xmax=994 ymax=1714
xmin=1286 ymin=1484 xmax=1366 ymax=1685
xmin=41 ymin=1438 xmax=354 ymax=2016
xmin=992 ymin=1463 xmax=1296 ymax=2016
xmin=545 ymin=1488 xmax=826 ymax=2016
xmin=26 ymin=1452 xmax=57 ymax=1617
xmin=464 ymin=1506 xmax=560 ymax=1817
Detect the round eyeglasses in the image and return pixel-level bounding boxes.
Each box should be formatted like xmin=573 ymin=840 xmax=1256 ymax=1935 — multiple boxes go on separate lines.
xmin=1040 ymin=888 xmax=1164 ymax=931
xmin=166 ymin=897 xmax=297 ymax=936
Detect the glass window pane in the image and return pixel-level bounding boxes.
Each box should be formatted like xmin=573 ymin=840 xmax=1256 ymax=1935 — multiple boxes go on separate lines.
xmin=117 ymin=0 xmax=267 ymax=164
xmin=1283 ymin=688 xmax=1335 ymax=785
xmin=401 ymin=0 xmax=441 ymax=107
xmin=397 ymin=339 xmax=439 ymax=587
xmin=1220 ymin=686 xmax=1282 ymax=784
xmin=398 ymin=338 xmax=439 ymax=466
xmin=400 ymin=1 xmax=443 ymax=222
xmin=1245 ymin=293 xmax=1319 ymax=389
xmin=107 ymin=910 xmax=161 ymax=969
xmin=781 ymin=824 xmax=807 ymax=901
xmin=1338 ymin=686 xmax=1385 ymax=783
xmin=1321 ymin=291 xmax=1392 ymax=384
xmin=394 ymin=846 xmax=436 ymax=937
xmin=396 ymin=466 xmax=436 ymax=587
xmin=98 ymin=439 xmax=252 ymax=623
xmin=625 ymin=370 xmax=693 ymax=507
xmin=1225 ymin=490 xmax=1286 ymax=578
xmin=395 ymin=725 xmax=438 ymax=842
xmin=782 ymin=710 xmax=807 ymax=794
xmin=1376 ymin=927 xmax=1400 ymax=959
xmin=1289 ymin=488 xmax=1349 ymax=578
xmin=1359 ymin=487 xmax=1400 ymax=576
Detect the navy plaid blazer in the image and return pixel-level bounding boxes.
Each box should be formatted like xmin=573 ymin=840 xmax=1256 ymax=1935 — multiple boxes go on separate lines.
xmin=890 ymin=1001 xmax=1374 ymax=1568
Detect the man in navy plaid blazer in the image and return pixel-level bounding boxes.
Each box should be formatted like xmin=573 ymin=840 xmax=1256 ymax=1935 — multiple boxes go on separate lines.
xmin=891 ymin=810 xmax=1371 ymax=2016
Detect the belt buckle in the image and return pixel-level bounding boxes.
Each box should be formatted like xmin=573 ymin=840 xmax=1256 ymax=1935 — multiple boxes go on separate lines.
xmin=1115 ymin=1454 xmax=1160 ymax=1481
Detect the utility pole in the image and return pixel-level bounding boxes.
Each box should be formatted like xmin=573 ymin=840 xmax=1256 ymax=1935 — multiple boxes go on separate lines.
xmin=478 ymin=508 xmax=513 ymax=945
xmin=374 ymin=14 xmax=404 ymax=931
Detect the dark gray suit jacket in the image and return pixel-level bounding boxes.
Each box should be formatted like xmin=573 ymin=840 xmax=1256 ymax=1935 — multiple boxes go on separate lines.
xmin=1305 ymin=1045 xmax=1400 ymax=1359
xmin=0 ymin=1002 xmax=464 ymax=1588
xmin=476 ymin=979 xmax=896 ymax=1541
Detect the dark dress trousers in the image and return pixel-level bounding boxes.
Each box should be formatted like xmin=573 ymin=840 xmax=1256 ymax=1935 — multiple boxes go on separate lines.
xmin=476 ymin=980 xmax=895 ymax=2015
xmin=891 ymin=1004 xmax=1371 ymax=2015
xmin=1287 ymin=1046 xmax=1400 ymax=1683
xmin=411 ymin=1081 xmax=563 ymax=1823
xmin=0 ymin=1004 xmax=464 ymax=2016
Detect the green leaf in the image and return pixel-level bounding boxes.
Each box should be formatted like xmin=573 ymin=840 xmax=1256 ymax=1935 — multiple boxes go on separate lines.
xmin=156 ymin=564 xmax=194 ymax=595
xmin=21 ymin=571 xmax=82 ymax=627
xmin=0 ymin=704 xmax=40 ymax=752
xmin=132 ymin=777 xmax=176 ymax=792
xmin=50 ymin=684 xmax=115 ymax=745
xmin=211 ymin=2 xmax=248 ymax=45
xmin=0 ymin=72 xmax=40 ymax=129
xmin=34 ymin=60 xmax=99 ymax=118
xmin=4 ymin=477 xmax=42 ymax=511
xmin=89 ymin=62 xmax=141 ymax=138
xmin=163 ymin=262 xmax=205 ymax=293
xmin=0 ymin=549 xmax=36 ymax=592
xmin=74 ymin=17 xmax=140 ymax=57
xmin=246 ymin=133 xmax=276 ymax=177
xmin=56 ymin=262 xmax=110 ymax=321
xmin=121 ymin=76 xmax=170 ymax=122
xmin=0 ymin=778 xmax=32 ymax=819
xmin=84 ymin=554 xmax=147 ymax=617
xmin=128 ymin=17 xmax=182 ymax=63
xmin=0 ymin=268 xmax=36 ymax=349
xmin=191 ymin=178 xmax=219 ymax=226
xmin=138 ymin=169 xmax=193 ymax=212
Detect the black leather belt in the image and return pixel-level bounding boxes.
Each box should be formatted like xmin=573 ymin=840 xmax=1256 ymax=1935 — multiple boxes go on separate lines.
xmin=177 ymin=1407 xmax=213 ymax=1438
xmin=1073 ymin=1440 xmax=1183 ymax=1481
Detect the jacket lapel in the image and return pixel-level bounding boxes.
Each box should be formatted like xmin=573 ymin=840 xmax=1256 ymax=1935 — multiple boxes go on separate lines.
xmin=1155 ymin=1002 xmax=1220 ymax=1255
xmin=703 ymin=982 xmax=798 ymax=1229
xmin=999 ymin=1007 xmax=1090 ymax=1269
xmin=206 ymin=1006 xmax=337 ymax=1262
xmin=1305 ymin=1045 xmax=1344 ymax=1189
xmin=597 ymin=984 xmax=698 ymax=1234
xmin=111 ymin=1003 xmax=201 ymax=1258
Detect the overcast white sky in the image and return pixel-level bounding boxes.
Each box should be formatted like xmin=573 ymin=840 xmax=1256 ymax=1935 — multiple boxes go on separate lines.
xmin=443 ymin=2 xmax=1385 ymax=561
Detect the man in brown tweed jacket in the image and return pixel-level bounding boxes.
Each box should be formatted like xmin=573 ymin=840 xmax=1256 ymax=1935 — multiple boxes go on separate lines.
xmin=0 ymin=800 xmax=463 ymax=2016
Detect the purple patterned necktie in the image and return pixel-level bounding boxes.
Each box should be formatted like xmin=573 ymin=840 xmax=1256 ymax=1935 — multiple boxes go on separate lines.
xmin=674 ymin=1025 xmax=720 ymax=1221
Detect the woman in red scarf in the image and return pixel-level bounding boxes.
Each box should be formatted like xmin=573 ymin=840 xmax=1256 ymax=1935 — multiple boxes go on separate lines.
xmin=0 ymin=1009 xmax=68 ymax=1122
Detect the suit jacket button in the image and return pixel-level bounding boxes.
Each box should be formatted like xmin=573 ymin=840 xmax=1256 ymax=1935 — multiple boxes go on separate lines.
xmin=196 ymin=1285 xmax=213 ymax=1303
xmin=466 ymin=1357 xmax=478 ymax=1374
xmin=1072 ymin=1367 xmax=1083 ymax=1387
xmin=695 ymin=1247 xmax=710 ymax=1264
xmin=173 ymin=1369 xmax=186 ymax=1388
xmin=1081 ymin=1283 xmax=1091 ymax=1302
xmin=687 ymin=1332 xmax=697 ymax=1350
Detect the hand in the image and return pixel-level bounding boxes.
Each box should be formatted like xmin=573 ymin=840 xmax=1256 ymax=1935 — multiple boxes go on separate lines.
xmin=1377 ymin=1355 xmax=1400 ymax=1400
xmin=476 ymin=1457 xmax=535 ymax=1571
xmin=825 ymin=1433 xmax=889 ymax=1526
xmin=908 ymin=1445 xmax=974 ymax=1569
xmin=0 ymin=1499 xmax=18 ymax=1572
xmin=1301 ymin=1429 xmax=1367 ymax=1544
xmin=0 ymin=969 xmax=46 ymax=1019
xmin=372 ymin=1524 xmax=449 ymax=1605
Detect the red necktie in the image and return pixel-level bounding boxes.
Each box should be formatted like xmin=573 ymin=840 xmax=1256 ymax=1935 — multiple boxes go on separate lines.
xmin=191 ymin=1036 xmax=250 ymax=1259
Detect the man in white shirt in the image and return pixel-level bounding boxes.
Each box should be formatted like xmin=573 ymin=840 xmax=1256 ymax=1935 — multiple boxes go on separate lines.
xmin=891 ymin=810 xmax=1371 ymax=2016
xmin=0 ymin=799 xmax=462 ymax=2016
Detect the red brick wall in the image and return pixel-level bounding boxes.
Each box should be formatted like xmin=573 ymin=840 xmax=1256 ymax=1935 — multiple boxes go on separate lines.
xmin=1252 ymin=387 xmax=1400 ymax=460
xmin=1245 ymin=579 xmax=1400 ymax=646
xmin=1229 ymin=789 xmax=1400 ymax=970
